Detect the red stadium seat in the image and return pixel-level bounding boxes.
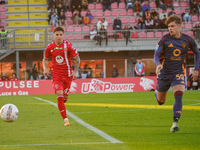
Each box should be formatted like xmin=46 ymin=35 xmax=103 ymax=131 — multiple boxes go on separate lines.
xmin=96 ymin=11 xmax=103 ymax=17
xmin=0 ymin=6 xmax=6 ymax=12
xmin=75 ymin=26 xmax=81 ymax=32
xmin=66 ymin=19 xmax=73 ymax=25
xmin=82 ymin=25 xmax=90 ymax=32
xmin=66 ymin=26 xmax=74 ymax=32
xmin=121 ymin=17 xmax=128 ymax=24
xmin=191 ymin=16 xmax=198 ymax=22
xmin=108 ymin=33 xmax=114 ymax=39
xmin=107 ymin=25 xmax=113 ymax=31
xmin=90 ymin=18 xmax=97 ymax=24
xmin=91 ymin=11 xmax=95 ymax=17
xmin=111 ymin=3 xmax=118 ymax=9
xmin=65 ymin=12 xmax=72 ymax=18
xmin=186 ymin=31 xmax=194 ymax=37
xmin=131 ymin=32 xmax=138 ymax=38
xmin=106 ymin=18 xmax=112 ymax=24
xmin=96 ymin=3 xmax=102 ymax=10
xmin=185 ymin=23 xmax=192 ymax=29
xmin=0 ymin=13 xmax=6 ymax=19
xmin=88 ymin=4 xmax=95 ymax=10
xmin=129 ymin=17 xmax=136 ymax=23
xmin=181 ymin=9 xmax=185 ymax=14
xmin=173 ymin=1 xmax=179 ymax=8
xmin=75 ymin=34 xmax=82 ymax=40
xmin=67 ymin=34 xmax=74 ymax=40
xmin=112 ymin=10 xmax=119 ymax=16
xmin=155 ymin=32 xmax=162 ymax=38
xmin=147 ymin=32 xmax=154 ymax=38
xmin=83 ymin=34 xmax=90 ymax=40
xmin=180 ymin=2 xmax=188 ymax=7
xmin=174 ymin=9 xmax=181 ymax=15
xmin=0 ymin=20 xmax=6 ymax=27
xmin=139 ymin=32 xmax=146 ymax=38
xmin=127 ymin=9 xmax=134 ymax=16
xmin=119 ymin=10 xmax=126 ymax=16
xmin=51 ymin=26 xmax=56 ymax=32
xmin=81 ymin=11 xmax=87 ymax=16
xmin=163 ymin=31 xmax=168 ymax=36
xmin=104 ymin=10 xmax=111 ymax=17
xmin=119 ymin=3 xmax=125 ymax=9
xmin=150 ymin=2 xmax=156 ymax=8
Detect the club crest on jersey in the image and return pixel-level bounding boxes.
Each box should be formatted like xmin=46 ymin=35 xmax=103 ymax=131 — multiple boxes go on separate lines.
xmin=54 ymin=47 xmax=62 ymax=50
xmin=182 ymin=43 xmax=186 ymax=48
xmin=55 ymin=56 xmax=64 ymax=63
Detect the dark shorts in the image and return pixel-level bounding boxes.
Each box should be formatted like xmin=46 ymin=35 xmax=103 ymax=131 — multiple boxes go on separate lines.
xmin=156 ymin=74 xmax=186 ymax=92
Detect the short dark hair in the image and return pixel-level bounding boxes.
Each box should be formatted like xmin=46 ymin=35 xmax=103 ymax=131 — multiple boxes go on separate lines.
xmin=53 ymin=27 xmax=64 ymax=33
xmin=165 ymin=14 xmax=182 ymax=26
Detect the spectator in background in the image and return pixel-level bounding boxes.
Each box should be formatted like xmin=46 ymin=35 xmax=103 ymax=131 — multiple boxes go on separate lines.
xmin=164 ymin=0 xmax=174 ymax=10
xmin=168 ymin=8 xmax=176 ymax=17
xmin=84 ymin=10 xmax=93 ymax=24
xmin=197 ymin=1 xmax=200 ymax=14
xmin=64 ymin=0 xmax=71 ymax=12
xmin=102 ymin=0 xmax=111 ymax=11
xmin=155 ymin=0 xmax=160 ymax=8
xmin=192 ymin=23 xmax=200 ymax=43
xmin=143 ymin=9 xmax=151 ymax=19
xmin=154 ymin=15 xmax=161 ymax=29
xmin=150 ymin=9 xmax=159 ymax=19
xmin=111 ymin=0 xmax=121 ymax=6
xmin=142 ymin=1 xmax=151 ymax=13
xmin=113 ymin=16 xmax=122 ymax=41
xmin=97 ymin=18 xmax=108 ymax=31
xmin=47 ymin=4 xmax=57 ymax=23
xmin=137 ymin=16 xmax=145 ymax=29
xmin=81 ymin=0 xmax=88 ymax=11
xmin=57 ymin=3 xmax=65 ymax=16
xmin=0 ymin=26 xmax=8 ymax=48
xmin=158 ymin=0 xmax=166 ymax=10
xmin=122 ymin=25 xmax=131 ymax=45
xmin=58 ymin=10 xmax=66 ymax=25
xmin=90 ymin=25 xmax=99 ymax=44
xmin=83 ymin=64 xmax=93 ymax=78
xmin=71 ymin=0 xmax=82 ymax=14
xmin=98 ymin=25 xmax=108 ymax=46
xmin=135 ymin=58 xmax=145 ymax=77
xmin=32 ymin=64 xmax=38 ymax=80
xmin=0 ymin=73 xmax=9 ymax=81
xmin=49 ymin=0 xmax=57 ymax=8
xmin=125 ymin=0 xmax=134 ymax=11
xmin=160 ymin=14 xmax=168 ymax=29
xmin=133 ymin=0 xmax=143 ymax=18
xmin=50 ymin=11 xmax=58 ymax=26
xmin=10 ymin=73 xmax=19 ymax=81
xmin=71 ymin=10 xmax=83 ymax=25
xmin=145 ymin=18 xmax=154 ymax=30
xmin=190 ymin=0 xmax=198 ymax=15
xmin=182 ymin=9 xmax=191 ymax=23
xmin=159 ymin=9 xmax=168 ymax=20
xmin=112 ymin=64 xmax=119 ymax=77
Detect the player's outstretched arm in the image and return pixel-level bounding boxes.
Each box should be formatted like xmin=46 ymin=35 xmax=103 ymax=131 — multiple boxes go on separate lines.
xmin=42 ymin=57 xmax=50 ymax=77
xmin=72 ymin=55 xmax=80 ymax=80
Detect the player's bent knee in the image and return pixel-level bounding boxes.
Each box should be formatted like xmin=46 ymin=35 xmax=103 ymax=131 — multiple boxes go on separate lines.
xmin=63 ymin=96 xmax=68 ymax=103
xmin=56 ymin=90 xmax=63 ymax=96
xmin=157 ymin=100 xmax=165 ymax=105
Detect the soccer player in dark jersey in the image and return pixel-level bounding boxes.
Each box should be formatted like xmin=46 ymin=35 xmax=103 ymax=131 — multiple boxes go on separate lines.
xmin=154 ymin=14 xmax=199 ymax=132
xmin=43 ymin=27 xmax=80 ymax=126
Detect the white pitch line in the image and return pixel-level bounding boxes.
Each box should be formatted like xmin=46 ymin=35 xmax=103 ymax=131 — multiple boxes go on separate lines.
xmin=34 ymin=97 xmax=122 ymax=144
xmin=0 ymin=142 xmax=110 ymax=147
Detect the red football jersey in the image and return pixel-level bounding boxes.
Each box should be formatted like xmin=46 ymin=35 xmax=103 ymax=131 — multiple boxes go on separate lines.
xmin=44 ymin=40 xmax=79 ymax=77
xmin=10 ymin=77 xmax=19 ymax=81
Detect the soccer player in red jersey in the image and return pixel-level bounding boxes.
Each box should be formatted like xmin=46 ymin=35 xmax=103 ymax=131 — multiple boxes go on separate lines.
xmin=42 ymin=27 xmax=80 ymax=126
xmin=154 ymin=14 xmax=199 ymax=132
xmin=10 ymin=73 xmax=19 ymax=81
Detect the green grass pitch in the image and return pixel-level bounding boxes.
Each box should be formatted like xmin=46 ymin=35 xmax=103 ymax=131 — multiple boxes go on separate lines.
xmin=0 ymin=91 xmax=200 ymax=150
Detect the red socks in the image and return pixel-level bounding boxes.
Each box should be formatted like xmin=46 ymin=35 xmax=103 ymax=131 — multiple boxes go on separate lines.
xmin=57 ymin=95 xmax=67 ymax=119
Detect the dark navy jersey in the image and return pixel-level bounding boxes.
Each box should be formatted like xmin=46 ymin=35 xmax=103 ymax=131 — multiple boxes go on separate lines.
xmin=154 ymin=33 xmax=200 ymax=75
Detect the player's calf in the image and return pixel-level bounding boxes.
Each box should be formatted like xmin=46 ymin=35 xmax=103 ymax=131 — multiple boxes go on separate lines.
xmin=154 ymin=90 xmax=165 ymax=105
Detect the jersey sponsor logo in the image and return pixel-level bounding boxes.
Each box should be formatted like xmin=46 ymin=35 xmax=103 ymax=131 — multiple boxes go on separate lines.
xmin=168 ymin=43 xmax=173 ymax=47
xmin=155 ymin=45 xmax=159 ymax=51
xmin=182 ymin=43 xmax=186 ymax=48
xmin=55 ymin=56 xmax=64 ymax=63
xmin=54 ymin=47 xmax=62 ymax=50
xmin=51 ymin=49 xmax=53 ymax=52
xmin=139 ymin=77 xmax=155 ymax=91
